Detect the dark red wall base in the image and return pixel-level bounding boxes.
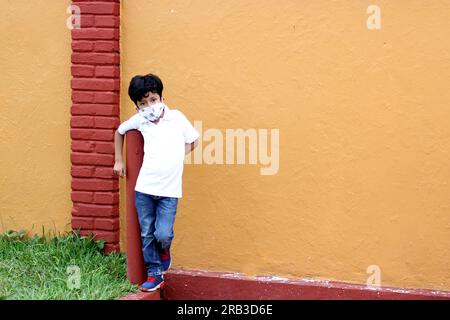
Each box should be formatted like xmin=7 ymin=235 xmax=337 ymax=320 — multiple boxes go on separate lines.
xmin=162 ymin=269 xmax=450 ymax=300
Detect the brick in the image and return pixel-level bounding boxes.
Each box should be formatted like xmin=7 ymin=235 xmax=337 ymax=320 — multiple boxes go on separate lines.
xmin=93 ymin=192 xmax=119 ymax=204
xmin=72 ymin=104 xmax=119 ymax=116
xmin=72 ymin=91 xmax=94 ymax=103
xmin=71 ymin=116 xmax=95 ymax=128
xmin=93 ymin=92 xmax=119 ymax=103
xmin=95 ymin=141 xmax=114 ymax=154
xmin=94 ymin=41 xmax=119 ymax=53
xmin=80 ymin=15 xmax=94 ymax=28
xmin=72 ymin=178 xmax=118 ymax=192
xmin=75 ymin=2 xmax=119 ymax=15
xmin=94 ymin=218 xmax=119 ymax=230
xmin=95 ymin=66 xmax=119 ymax=78
xmin=103 ymin=243 xmax=120 ymax=254
xmin=72 ymin=41 xmax=94 ymax=52
xmin=71 ymin=65 xmax=95 ymax=77
xmin=79 ymin=230 xmax=119 ymax=243
xmin=71 ymin=140 xmax=96 ymax=152
xmin=94 ymin=116 xmax=119 ymax=129
xmin=72 ymin=52 xmax=119 ymax=65
xmin=71 ymin=191 xmax=94 ymax=203
xmin=71 ymin=152 xmax=114 ymax=166
xmin=95 ymin=166 xmax=115 ymax=178
xmin=72 ymin=78 xmax=119 ymax=91
xmin=94 ymin=15 xmax=119 ymax=28
xmin=71 ymin=165 xmax=95 ymax=177
xmin=73 ymin=203 xmax=119 ymax=217
xmin=78 ymin=229 xmax=93 ymax=238
xmin=72 ymin=28 xmax=119 ymax=40
xmin=93 ymin=230 xmax=119 ymax=243
xmin=72 ymin=217 xmax=95 ymax=230
xmin=71 ymin=128 xmax=114 ymax=141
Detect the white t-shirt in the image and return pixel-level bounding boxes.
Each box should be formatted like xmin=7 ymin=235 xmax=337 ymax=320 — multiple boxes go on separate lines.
xmin=117 ymin=106 xmax=199 ymax=198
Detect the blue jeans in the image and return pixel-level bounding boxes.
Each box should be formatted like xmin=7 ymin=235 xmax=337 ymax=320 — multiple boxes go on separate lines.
xmin=134 ymin=190 xmax=179 ymax=277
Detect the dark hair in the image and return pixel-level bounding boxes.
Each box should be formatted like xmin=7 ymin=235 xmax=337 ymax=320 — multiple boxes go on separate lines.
xmin=128 ymin=73 xmax=164 ymax=106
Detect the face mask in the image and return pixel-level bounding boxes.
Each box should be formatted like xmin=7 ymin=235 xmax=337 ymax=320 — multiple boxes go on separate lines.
xmin=137 ymin=101 xmax=165 ymax=122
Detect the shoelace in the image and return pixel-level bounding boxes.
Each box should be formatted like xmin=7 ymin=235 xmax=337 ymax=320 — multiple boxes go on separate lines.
xmin=146 ymin=275 xmax=164 ymax=282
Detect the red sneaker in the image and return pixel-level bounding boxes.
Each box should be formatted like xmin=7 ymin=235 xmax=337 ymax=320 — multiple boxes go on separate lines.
xmin=139 ymin=275 xmax=165 ymax=292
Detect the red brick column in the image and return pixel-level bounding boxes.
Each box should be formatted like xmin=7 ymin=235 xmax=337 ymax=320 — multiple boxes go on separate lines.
xmin=70 ymin=0 xmax=121 ymax=253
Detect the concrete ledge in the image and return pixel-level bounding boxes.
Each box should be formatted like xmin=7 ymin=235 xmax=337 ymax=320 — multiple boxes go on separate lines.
xmin=163 ymin=269 xmax=450 ymax=300
xmin=118 ymin=290 xmax=160 ymax=300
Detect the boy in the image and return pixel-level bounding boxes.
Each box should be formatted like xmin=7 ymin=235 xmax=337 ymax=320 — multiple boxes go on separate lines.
xmin=113 ymin=73 xmax=199 ymax=292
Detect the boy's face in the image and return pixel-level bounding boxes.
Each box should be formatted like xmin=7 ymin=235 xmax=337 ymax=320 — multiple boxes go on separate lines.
xmin=137 ymin=91 xmax=161 ymax=110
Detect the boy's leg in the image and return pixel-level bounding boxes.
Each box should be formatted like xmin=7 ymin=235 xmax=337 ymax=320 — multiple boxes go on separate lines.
xmin=154 ymin=197 xmax=178 ymax=251
xmin=134 ymin=191 xmax=163 ymax=277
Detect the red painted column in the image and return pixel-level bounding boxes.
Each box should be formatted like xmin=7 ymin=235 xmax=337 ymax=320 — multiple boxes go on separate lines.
xmin=124 ymin=130 xmax=147 ymax=284
xmin=70 ymin=0 xmax=121 ymax=253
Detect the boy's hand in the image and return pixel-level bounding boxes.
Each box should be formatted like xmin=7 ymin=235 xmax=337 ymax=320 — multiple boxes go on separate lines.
xmin=113 ymin=160 xmax=126 ymax=178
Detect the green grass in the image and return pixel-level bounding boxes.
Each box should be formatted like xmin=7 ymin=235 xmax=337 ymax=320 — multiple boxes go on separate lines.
xmin=0 ymin=229 xmax=139 ymax=300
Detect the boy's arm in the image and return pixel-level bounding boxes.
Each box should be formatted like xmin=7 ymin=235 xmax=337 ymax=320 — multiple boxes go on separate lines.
xmin=113 ymin=129 xmax=126 ymax=177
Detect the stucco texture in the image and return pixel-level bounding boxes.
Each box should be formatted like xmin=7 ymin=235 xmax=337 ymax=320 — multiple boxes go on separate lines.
xmin=119 ymin=0 xmax=450 ymax=290
xmin=0 ymin=0 xmax=72 ymax=235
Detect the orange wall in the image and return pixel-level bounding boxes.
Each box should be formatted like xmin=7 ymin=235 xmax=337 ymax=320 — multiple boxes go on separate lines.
xmin=0 ymin=0 xmax=448 ymax=293
xmin=0 ymin=0 xmax=72 ymax=236
xmin=120 ymin=0 xmax=450 ymax=291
